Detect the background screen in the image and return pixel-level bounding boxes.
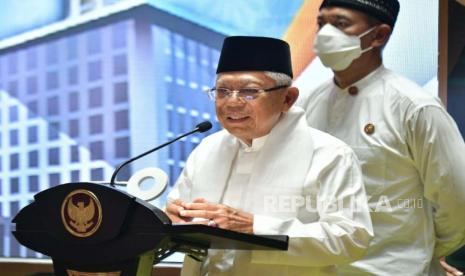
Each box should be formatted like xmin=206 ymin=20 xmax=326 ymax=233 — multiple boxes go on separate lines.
xmin=0 ymin=0 xmax=438 ymax=258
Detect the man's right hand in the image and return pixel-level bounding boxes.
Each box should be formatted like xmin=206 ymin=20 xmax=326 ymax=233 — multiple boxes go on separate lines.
xmin=165 ymin=199 xmax=191 ymax=223
xmin=440 ymin=256 xmax=464 ymax=276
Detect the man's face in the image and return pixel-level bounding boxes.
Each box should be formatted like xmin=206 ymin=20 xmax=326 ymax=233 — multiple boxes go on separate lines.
xmin=215 ymin=71 xmax=294 ymax=145
xmin=317 ymin=7 xmax=378 ymax=48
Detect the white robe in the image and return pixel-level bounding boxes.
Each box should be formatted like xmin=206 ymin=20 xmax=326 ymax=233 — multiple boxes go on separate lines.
xmin=168 ymin=107 xmax=373 ymax=276
xmin=298 ymin=65 xmax=465 ymax=275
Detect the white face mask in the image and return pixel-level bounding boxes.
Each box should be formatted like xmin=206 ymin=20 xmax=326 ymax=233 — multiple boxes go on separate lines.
xmin=313 ymin=24 xmax=377 ymax=71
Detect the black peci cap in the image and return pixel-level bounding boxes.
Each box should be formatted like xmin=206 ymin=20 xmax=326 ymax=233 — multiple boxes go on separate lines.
xmin=216 ymin=36 xmax=293 ymax=78
xmin=321 ymin=0 xmax=400 ymax=28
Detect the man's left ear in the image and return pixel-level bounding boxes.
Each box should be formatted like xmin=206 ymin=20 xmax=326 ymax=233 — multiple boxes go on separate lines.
xmin=372 ymin=24 xmax=392 ymax=47
xmin=283 ymin=87 xmax=299 ymax=112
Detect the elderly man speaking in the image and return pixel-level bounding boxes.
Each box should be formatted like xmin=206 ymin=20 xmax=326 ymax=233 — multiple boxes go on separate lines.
xmin=166 ymin=36 xmax=373 ymax=276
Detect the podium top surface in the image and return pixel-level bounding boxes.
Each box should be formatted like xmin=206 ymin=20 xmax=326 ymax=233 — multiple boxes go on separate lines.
xmin=169 ymin=224 xmax=288 ymax=251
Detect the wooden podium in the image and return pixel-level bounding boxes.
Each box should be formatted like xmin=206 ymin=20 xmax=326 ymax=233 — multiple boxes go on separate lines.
xmin=12 ymin=182 xmax=288 ymax=276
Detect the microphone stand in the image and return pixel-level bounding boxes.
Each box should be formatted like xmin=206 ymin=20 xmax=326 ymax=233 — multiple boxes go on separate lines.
xmin=109 ymin=122 xmax=212 ymax=187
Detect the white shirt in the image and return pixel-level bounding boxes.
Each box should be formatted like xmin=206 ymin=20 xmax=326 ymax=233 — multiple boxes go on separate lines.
xmin=169 ymin=107 xmax=373 ymax=276
xmin=219 ymin=135 xmax=269 ymax=208
xmin=298 ymin=65 xmax=465 ymax=275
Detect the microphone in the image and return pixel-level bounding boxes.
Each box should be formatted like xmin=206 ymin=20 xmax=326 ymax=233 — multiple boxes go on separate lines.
xmin=195 ymin=121 xmax=213 ymax=133
xmin=110 ymin=121 xmax=212 ymax=187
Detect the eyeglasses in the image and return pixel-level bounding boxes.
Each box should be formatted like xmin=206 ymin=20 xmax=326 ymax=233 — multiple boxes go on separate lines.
xmin=205 ymin=85 xmax=289 ymax=101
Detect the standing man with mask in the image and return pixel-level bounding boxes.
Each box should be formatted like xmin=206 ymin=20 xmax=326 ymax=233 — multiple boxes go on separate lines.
xmin=298 ymin=0 xmax=465 ymax=275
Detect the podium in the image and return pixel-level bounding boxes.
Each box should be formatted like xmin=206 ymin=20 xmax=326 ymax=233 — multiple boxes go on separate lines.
xmin=12 ymin=182 xmax=288 ymax=276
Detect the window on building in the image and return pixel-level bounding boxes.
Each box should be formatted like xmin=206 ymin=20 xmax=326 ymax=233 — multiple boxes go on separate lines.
xmin=49 ymin=173 xmax=61 ymax=187
xmin=10 ymin=177 xmax=19 ymax=194
xmin=48 ymin=122 xmax=60 ymax=141
xmin=10 ymin=153 xmax=19 ymax=170
xmin=28 ymin=150 xmax=39 ymax=168
xmin=69 ymin=119 xmax=80 ymax=138
xmin=26 ymin=48 xmax=38 ymax=70
xmin=10 ymin=201 xmax=20 ymax=218
xmin=86 ymin=30 xmax=102 ymax=55
xmin=113 ymin=54 xmax=127 ymax=76
xmin=88 ymin=87 xmax=103 ymax=108
xmin=47 ymin=96 xmax=60 ymax=116
xmin=71 ymin=170 xmax=80 ymax=182
xmin=46 ymin=42 xmax=59 ymax=65
xmin=27 ymin=101 xmax=39 ymax=118
xmin=115 ymin=137 xmax=130 ymax=158
xmin=8 ymin=53 xmax=18 ymax=74
xmin=48 ymin=147 xmax=60 ymax=165
xmin=114 ymin=82 xmax=128 ymax=103
xmin=90 ymin=168 xmax=104 ymax=181
xmin=26 ymin=76 xmax=38 ymax=94
xmin=70 ymin=145 xmax=80 ymax=163
xmin=9 ymin=129 xmax=19 ymax=146
xmin=89 ymin=114 xmax=103 ymax=134
xmin=69 ymin=92 xmax=80 ymax=112
xmin=90 ymin=141 xmax=104 ymax=160
xmin=8 ymin=81 xmax=18 ymax=97
xmin=9 ymin=106 xmax=19 ymax=122
xmin=88 ymin=60 xmax=102 ymax=82
xmin=46 ymin=71 xmax=59 ymax=90
xmin=67 ymin=36 xmax=78 ymax=60
xmin=68 ymin=66 xmax=79 ymax=85
xmin=28 ymin=175 xmax=39 ymax=192
xmin=112 ymin=21 xmax=127 ymax=49
xmin=27 ymin=126 xmax=38 ymax=144
xmin=114 ymin=110 xmax=129 ymax=131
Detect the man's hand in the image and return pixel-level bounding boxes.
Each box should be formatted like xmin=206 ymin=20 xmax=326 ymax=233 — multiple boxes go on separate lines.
xmin=165 ymin=199 xmax=192 ymax=223
xmin=440 ymin=256 xmax=464 ymax=276
xmin=179 ymin=198 xmax=254 ymax=234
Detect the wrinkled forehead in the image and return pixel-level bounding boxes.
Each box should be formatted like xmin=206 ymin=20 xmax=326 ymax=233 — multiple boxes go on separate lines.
xmin=215 ymin=71 xmax=274 ymax=86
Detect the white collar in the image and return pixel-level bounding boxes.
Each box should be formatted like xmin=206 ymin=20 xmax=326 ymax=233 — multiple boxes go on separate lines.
xmin=334 ymin=65 xmax=386 ymax=94
xmin=238 ymin=134 xmax=269 ymax=152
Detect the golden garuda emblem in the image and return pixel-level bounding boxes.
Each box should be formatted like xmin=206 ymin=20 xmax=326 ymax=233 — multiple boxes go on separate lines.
xmin=61 ymin=189 xmax=102 ymax=237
